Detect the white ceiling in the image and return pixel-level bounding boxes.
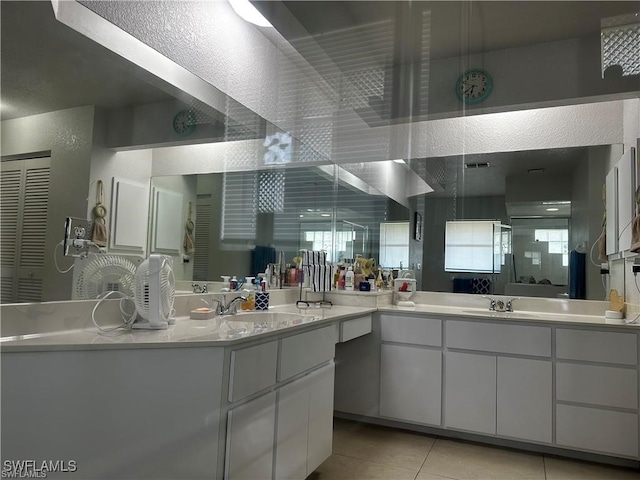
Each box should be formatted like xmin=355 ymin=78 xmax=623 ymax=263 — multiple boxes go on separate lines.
xmin=0 ymin=1 xmax=632 ymax=206
xmin=0 ymin=1 xmax=173 ymax=121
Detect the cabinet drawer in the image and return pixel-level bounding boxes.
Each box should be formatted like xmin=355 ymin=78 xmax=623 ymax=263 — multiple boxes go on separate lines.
xmin=340 ymin=315 xmax=372 ymax=343
xmin=556 ymin=363 xmax=638 ymax=409
xmin=556 ymin=404 xmax=638 ymax=458
xmin=279 ymin=325 xmax=335 ymax=381
xmin=556 ymin=329 xmax=637 ymax=365
xmin=380 ymin=314 xmax=441 ymax=346
xmin=229 ymin=341 xmax=278 ymax=403
xmin=447 ymin=320 xmax=551 ymax=357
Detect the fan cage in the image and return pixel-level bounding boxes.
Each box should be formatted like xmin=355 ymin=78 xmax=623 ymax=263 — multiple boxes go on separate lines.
xmin=76 ymin=255 xmax=137 ymax=299
xmin=134 ymin=256 xmax=176 ymax=321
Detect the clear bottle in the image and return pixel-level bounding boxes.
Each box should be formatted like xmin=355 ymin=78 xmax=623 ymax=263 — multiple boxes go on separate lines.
xmin=345 ymin=266 xmax=355 ymax=291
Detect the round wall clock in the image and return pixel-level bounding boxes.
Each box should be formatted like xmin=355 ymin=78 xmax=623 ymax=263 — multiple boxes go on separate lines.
xmin=455 ymin=69 xmax=493 ymax=104
xmin=173 ymin=109 xmax=197 ymax=136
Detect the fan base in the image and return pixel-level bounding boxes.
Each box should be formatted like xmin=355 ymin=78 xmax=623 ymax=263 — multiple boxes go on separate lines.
xmin=132 ymin=320 xmax=169 ymax=330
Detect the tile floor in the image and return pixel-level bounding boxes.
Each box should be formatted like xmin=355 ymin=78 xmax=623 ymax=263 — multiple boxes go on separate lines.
xmin=309 ymin=419 xmax=640 ymax=480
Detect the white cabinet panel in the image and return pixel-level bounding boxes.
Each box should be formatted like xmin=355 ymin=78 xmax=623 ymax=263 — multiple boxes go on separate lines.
xmin=229 ymin=340 xmax=278 ymax=402
xmin=556 ymin=404 xmax=638 ymax=458
xmin=225 ymin=392 xmax=277 ymax=480
xmin=340 ymin=315 xmax=372 ymax=342
xmin=556 ymin=363 xmax=638 ymax=409
xmin=497 ymin=357 xmax=552 ymax=444
xmin=279 ymin=325 xmax=335 ymax=381
xmin=447 ymin=321 xmax=551 ymax=357
xmin=275 ymin=363 xmax=334 ymax=480
xmin=380 ymin=344 xmax=442 ymax=426
xmin=307 ymin=363 xmax=335 ymax=475
xmin=556 ymin=329 xmax=637 ymax=365
xmin=445 ymin=351 xmax=496 ymax=434
xmin=276 ymin=377 xmax=309 ymax=480
xmin=110 ymin=177 xmax=148 ymax=251
xmin=380 ymin=314 xmax=441 ymax=346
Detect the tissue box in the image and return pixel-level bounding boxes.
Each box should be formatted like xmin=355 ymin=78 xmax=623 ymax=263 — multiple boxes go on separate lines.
xmin=190 ymin=307 xmax=217 ymax=320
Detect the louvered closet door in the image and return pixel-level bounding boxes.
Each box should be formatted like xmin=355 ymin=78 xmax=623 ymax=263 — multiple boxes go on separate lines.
xmin=193 ymin=197 xmax=211 ymax=281
xmin=0 ymin=158 xmax=51 ymax=303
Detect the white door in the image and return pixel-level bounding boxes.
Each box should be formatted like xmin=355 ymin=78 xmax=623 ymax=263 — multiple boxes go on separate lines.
xmin=380 ymin=344 xmax=442 ymax=426
xmin=1 ymin=157 xmax=50 ymax=303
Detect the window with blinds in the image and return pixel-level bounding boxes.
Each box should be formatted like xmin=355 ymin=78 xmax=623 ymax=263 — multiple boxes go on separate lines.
xmin=445 ymin=220 xmax=501 ymax=273
xmin=221 ymin=171 xmax=257 ymax=243
xmin=379 ymin=221 xmax=410 ymax=268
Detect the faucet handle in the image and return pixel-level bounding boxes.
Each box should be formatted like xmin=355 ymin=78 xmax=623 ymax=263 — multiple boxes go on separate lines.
xmin=482 ymin=295 xmax=497 ymax=311
xmin=506 ymin=297 xmax=520 ymax=312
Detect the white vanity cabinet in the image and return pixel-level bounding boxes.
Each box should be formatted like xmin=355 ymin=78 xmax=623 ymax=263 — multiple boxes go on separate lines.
xmin=555 ymin=328 xmax=639 ymax=458
xmin=276 ymin=363 xmax=335 ymax=480
xmin=379 ymin=314 xmax=442 ymax=426
xmin=224 ymin=324 xmax=336 ymax=480
xmin=444 ymin=320 xmax=553 ymax=443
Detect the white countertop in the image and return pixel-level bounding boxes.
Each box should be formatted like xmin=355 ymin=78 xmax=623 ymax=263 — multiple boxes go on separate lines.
xmin=2 ymin=299 xmax=638 ymax=353
xmin=378 ymin=303 xmax=640 ymax=328
xmin=0 ymin=304 xmax=375 ymax=352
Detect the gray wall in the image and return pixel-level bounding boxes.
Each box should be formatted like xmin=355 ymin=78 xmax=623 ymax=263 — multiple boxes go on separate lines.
xmin=1 ymin=106 xmax=95 ymax=301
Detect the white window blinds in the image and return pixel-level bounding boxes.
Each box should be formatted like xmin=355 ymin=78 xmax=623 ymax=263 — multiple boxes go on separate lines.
xmin=445 ymin=220 xmax=501 ymax=273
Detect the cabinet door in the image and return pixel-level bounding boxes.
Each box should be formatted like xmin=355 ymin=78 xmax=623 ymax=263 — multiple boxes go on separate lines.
xmin=225 ymin=392 xmax=276 ymax=480
xmin=307 ymin=363 xmax=335 ymax=475
xmin=380 ymin=344 xmax=442 ymax=426
xmin=445 ymin=351 xmax=496 ymax=434
xmin=497 ymin=357 xmax=552 ymax=443
xmin=276 ymin=377 xmax=310 ymax=480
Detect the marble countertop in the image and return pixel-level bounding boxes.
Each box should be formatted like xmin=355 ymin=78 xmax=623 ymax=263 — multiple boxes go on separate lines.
xmin=378 ymin=304 xmax=640 ymax=329
xmin=3 ymin=297 xmax=638 ymax=353
xmin=0 ymin=304 xmax=376 ymax=352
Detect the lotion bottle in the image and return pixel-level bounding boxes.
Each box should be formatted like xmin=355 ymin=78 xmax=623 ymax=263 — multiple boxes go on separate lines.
xmin=345 ymin=266 xmax=355 ymax=291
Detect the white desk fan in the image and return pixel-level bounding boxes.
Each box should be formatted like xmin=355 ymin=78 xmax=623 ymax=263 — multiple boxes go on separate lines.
xmin=75 ymin=254 xmax=138 ymax=299
xmin=132 ymin=254 xmax=176 ymax=330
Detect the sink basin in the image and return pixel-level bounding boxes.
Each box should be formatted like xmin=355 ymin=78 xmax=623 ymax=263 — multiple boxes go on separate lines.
xmin=222 ymin=311 xmax=316 ymax=335
xmin=462 ymin=309 xmax=541 ymax=319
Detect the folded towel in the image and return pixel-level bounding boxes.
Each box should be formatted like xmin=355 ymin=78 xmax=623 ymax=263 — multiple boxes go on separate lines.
xmin=310 ymin=265 xmax=332 ymax=292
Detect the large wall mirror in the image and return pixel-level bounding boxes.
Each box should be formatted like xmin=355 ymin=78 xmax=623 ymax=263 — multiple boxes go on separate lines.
xmin=1 ymin=0 xmax=638 ymax=305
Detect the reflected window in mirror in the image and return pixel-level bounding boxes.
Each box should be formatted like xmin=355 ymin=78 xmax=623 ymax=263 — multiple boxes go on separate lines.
xmin=511 ymin=218 xmax=569 ymax=287
xmin=379 ymin=221 xmax=409 ymax=268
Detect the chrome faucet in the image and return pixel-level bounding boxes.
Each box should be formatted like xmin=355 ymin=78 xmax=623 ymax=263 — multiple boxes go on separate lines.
xmin=219 ymin=295 xmax=248 ymax=316
xmin=191 ymin=283 xmax=208 ymax=294
xmin=506 ymin=297 xmax=520 ymax=312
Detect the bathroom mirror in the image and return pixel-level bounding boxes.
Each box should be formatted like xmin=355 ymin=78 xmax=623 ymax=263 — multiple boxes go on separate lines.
xmin=1 ymin=0 xmax=637 ymax=304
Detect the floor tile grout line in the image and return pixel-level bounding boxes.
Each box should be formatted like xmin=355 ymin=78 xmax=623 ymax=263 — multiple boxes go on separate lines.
xmin=543 ymin=454 xmax=548 ymax=480
xmin=329 ymin=452 xmax=423 ymax=476
xmin=415 ymin=435 xmax=443 ymax=480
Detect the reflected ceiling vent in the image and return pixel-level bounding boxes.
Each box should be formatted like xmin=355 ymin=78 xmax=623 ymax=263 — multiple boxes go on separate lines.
xmin=464 ymin=162 xmax=491 ymax=169
xmin=527 ymin=168 xmax=546 ymax=174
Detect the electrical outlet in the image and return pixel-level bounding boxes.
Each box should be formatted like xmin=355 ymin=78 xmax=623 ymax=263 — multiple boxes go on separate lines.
xmin=63 ymin=217 xmax=92 ymax=256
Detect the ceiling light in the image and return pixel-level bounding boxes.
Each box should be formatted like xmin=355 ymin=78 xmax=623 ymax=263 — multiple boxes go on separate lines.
xmin=229 ymin=0 xmax=273 ymax=27
xmin=546 ymin=208 xmax=559 ymax=212
xmin=321 ymin=213 xmax=331 ymax=217
xmin=299 ymin=214 xmax=304 ymax=218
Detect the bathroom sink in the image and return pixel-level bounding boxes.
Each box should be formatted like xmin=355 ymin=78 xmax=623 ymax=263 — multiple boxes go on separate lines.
xmin=462 ymin=310 xmax=541 ymax=319
xmin=222 ymin=311 xmax=316 ymax=335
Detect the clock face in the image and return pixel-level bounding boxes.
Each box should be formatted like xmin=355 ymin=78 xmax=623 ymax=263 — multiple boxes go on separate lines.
xmin=456 ymin=69 xmax=493 ymax=104
xmin=173 ymin=110 xmax=197 ymax=136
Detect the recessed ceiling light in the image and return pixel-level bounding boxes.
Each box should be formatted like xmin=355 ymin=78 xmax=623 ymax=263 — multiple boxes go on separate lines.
xmin=320 ymin=213 xmax=331 ymax=217
xmin=546 ymin=207 xmax=559 ymax=212
xmin=299 ymin=214 xmax=304 ymax=218
xmin=229 ymin=0 xmax=273 ymax=27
